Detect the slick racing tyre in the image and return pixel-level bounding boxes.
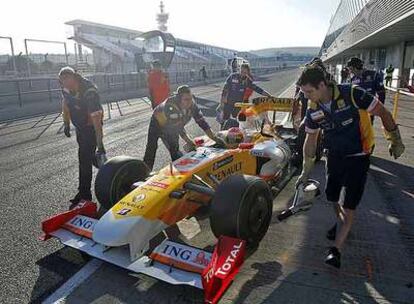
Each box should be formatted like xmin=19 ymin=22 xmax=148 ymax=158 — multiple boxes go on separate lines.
xmin=210 ymin=175 xmax=273 ymax=247
xmin=95 ymin=156 xmax=149 ymax=210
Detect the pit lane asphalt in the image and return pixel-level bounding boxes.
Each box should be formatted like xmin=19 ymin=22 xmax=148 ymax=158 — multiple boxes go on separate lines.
xmin=0 ymin=69 xmax=300 ymax=304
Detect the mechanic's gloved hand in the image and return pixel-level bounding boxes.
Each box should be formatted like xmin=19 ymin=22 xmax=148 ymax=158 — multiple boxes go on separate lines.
xmin=63 ymin=123 xmax=71 ymax=138
xmin=183 ymin=141 xmax=197 ymax=152
xmin=385 ymin=126 xmax=405 ymax=159
xmin=62 ymin=89 xmax=78 ymax=104
xmin=213 ymin=136 xmax=227 ymax=148
xmin=295 ymin=155 xmax=315 ymax=188
xmin=215 ymin=111 xmax=224 ymax=124
xmin=94 ymin=150 xmax=107 ymax=168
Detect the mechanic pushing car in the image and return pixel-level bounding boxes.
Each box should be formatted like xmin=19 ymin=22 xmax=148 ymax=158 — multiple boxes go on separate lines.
xmin=143 ymin=85 xmax=224 ymax=171
xmin=296 ymin=65 xmax=404 ymax=269
xmin=59 ymin=67 xmax=106 ymax=206
xmin=218 ymin=63 xmax=271 ymax=129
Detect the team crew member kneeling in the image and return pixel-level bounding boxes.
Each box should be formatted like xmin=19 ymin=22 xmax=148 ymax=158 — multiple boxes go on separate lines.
xmin=143 ymin=85 xmax=223 ymax=171
xmin=59 ymin=67 xmax=106 ymax=205
xmin=296 ymin=66 xmax=405 ymax=268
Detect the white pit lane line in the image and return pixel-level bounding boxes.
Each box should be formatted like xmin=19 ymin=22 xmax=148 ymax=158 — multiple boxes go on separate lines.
xmin=42 ymin=259 xmax=103 ymax=304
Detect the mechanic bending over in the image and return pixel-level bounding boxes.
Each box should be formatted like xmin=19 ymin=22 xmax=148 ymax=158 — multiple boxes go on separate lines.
xmin=143 ymin=85 xmax=224 ymax=171
xmin=296 ymin=65 xmax=404 ymax=269
xmin=59 ymin=67 xmax=106 ymax=206
xmin=218 ymin=63 xmax=271 ymax=129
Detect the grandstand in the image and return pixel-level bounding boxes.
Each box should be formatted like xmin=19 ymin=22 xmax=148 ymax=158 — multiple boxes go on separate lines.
xmin=66 ymin=19 xmax=238 ymax=73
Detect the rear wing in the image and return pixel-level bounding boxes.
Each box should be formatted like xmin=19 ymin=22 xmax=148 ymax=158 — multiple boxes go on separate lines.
xmin=235 ymin=97 xmax=294 ymax=114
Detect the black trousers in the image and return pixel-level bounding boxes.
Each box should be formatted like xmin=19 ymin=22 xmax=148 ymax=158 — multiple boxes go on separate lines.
xmin=143 ymin=117 xmax=182 ymax=170
xmin=325 ymin=154 xmax=370 ymax=210
xmin=76 ymin=127 xmax=96 ymax=199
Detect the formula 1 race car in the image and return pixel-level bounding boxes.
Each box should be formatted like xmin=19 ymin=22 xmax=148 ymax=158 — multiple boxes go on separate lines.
xmin=40 ymin=97 xmax=313 ymax=303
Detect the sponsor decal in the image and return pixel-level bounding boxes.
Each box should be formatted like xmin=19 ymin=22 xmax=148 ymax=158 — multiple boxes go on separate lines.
xmin=150 ymin=240 xmax=212 ymax=274
xmin=212 ymin=156 xmax=233 ymax=170
xmin=335 ymin=105 xmax=351 ymax=113
xmin=148 ymin=181 xmax=169 ymax=189
xmin=175 ymin=158 xmax=200 ymax=167
xmin=133 ymin=193 xmax=146 ymax=203
xmin=310 ymin=110 xmax=325 ymax=121
xmin=212 ymin=162 xmax=242 ymax=181
xmin=140 ymin=186 xmax=161 ymax=193
xmin=341 ymin=118 xmax=353 ymax=126
xmin=62 ymin=215 xmax=97 ymax=238
xmin=119 ymin=201 xmax=145 ymax=209
xmin=117 ymin=208 xmax=132 ymax=215
xmin=202 ymin=236 xmax=246 ymax=304
xmin=251 ymin=150 xmax=264 ymax=157
xmin=213 ymin=162 xmax=242 ymax=180
xmin=203 ymin=241 xmax=243 ymax=283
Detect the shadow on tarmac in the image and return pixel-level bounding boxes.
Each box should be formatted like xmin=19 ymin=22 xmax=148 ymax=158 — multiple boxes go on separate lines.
xmin=30 ymin=247 xmax=88 ymax=304
xmin=232 ymin=159 xmax=414 ymax=303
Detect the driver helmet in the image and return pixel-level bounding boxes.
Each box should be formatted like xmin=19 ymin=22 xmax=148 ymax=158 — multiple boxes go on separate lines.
xmin=226 ymin=127 xmax=245 ymax=146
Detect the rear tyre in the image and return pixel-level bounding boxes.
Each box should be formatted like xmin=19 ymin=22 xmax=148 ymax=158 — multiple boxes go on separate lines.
xmin=95 ymin=156 xmax=149 ymax=210
xmin=210 ymin=175 xmax=273 ymax=247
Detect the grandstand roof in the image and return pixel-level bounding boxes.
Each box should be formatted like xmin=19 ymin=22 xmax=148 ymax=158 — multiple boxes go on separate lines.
xmin=65 ymin=19 xmax=143 ymax=37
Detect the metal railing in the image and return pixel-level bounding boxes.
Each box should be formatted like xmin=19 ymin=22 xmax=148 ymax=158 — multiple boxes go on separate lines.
xmin=0 ymin=66 xmax=293 ymax=108
xmin=385 ymin=86 xmax=414 ymax=121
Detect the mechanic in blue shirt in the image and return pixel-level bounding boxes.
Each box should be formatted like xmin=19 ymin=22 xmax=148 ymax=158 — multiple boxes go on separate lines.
xmin=59 ymin=67 xmax=106 ymax=206
xmin=347 ymin=57 xmax=386 ymax=104
xmin=218 ymin=63 xmax=271 ymax=129
xmin=296 ymin=65 xmax=404 ymax=269
xmin=143 ymin=85 xmax=223 ymax=170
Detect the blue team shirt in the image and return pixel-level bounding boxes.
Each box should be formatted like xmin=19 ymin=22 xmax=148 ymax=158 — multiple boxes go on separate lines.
xmin=305 ymin=84 xmax=379 ymax=156
xmin=350 ymin=70 xmax=385 ymax=103
xmin=222 ymin=73 xmax=266 ymax=103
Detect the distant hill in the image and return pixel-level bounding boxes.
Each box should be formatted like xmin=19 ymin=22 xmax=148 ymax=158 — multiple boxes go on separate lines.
xmin=250 ymin=47 xmax=320 ymax=57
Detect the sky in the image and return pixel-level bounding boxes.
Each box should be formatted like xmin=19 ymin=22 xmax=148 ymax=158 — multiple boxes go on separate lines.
xmin=0 ymin=0 xmax=340 ymax=55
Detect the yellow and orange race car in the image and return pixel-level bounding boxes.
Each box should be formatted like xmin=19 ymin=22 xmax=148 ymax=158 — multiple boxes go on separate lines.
xmin=41 ymin=97 xmax=305 ymax=303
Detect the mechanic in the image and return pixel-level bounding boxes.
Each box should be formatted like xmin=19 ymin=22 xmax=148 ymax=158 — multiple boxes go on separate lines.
xmin=296 ymin=66 xmax=405 ymax=269
xmin=347 ymin=57 xmax=386 ymax=104
xmin=143 ymin=85 xmax=224 ymax=171
xmin=340 ymin=67 xmax=349 ymax=83
xmin=218 ymin=63 xmax=271 ymax=129
xmin=200 ymin=66 xmax=208 ymax=83
xmin=293 ymin=57 xmax=333 ymax=129
xmin=59 ymin=67 xmax=106 ymax=206
xmin=147 ymin=60 xmax=170 ymax=109
xmin=385 ymin=64 xmax=395 ymax=87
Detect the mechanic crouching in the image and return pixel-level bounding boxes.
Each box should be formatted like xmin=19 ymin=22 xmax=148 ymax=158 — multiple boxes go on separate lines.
xmin=296 ymin=65 xmax=404 ymax=269
xmin=143 ymin=85 xmax=223 ymax=171
xmin=59 ymin=67 xmax=106 ymax=206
